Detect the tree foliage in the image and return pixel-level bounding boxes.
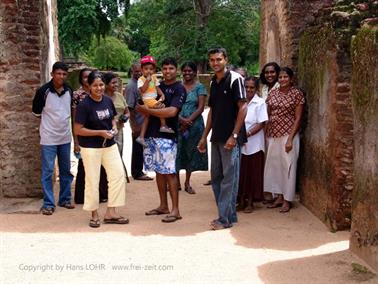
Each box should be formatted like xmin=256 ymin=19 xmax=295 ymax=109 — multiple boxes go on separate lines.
xmin=83 ymin=36 xmax=138 ymax=71
xmin=57 ymin=0 xmax=130 ymax=58
xmin=57 ymin=0 xmax=260 ymax=73
xmin=122 ymin=0 xmax=260 ymax=73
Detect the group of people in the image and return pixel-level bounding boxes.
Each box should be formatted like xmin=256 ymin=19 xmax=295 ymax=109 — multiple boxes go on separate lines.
xmin=32 ymin=46 xmax=304 ymax=230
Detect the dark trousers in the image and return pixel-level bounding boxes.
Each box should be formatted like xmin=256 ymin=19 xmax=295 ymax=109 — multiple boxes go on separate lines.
xmin=131 ymin=134 xmax=144 ymax=178
xmin=74 ymin=158 xmax=108 ymax=204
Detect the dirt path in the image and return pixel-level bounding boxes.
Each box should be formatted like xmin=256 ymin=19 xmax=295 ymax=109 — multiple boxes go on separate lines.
xmin=0 ymin=171 xmax=376 ymax=284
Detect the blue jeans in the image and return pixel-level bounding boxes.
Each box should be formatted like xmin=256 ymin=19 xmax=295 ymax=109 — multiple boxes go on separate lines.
xmin=41 ymin=143 xmax=73 ymax=208
xmin=211 ymin=142 xmax=240 ymax=227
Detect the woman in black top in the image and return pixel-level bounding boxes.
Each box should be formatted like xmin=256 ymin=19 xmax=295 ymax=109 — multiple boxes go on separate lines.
xmin=74 ymin=71 xmax=128 ymax=228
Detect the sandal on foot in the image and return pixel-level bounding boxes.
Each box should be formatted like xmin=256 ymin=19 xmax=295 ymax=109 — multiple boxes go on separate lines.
xmin=103 ymin=216 xmax=129 ymax=224
xmin=243 ymin=206 xmax=254 ymax=214
xmin=135 ymin=175 xmax=153 ymax=181
xmin=279 ymin=202 xmax=292 ymax=213
xmin=41 ymin=207 xmax=54 ymax=215
xmin=267 ymin=202 xmax=283 ymax=209
xmin=59 ymin=203 xmax=75 ymax=209
xmin=279 ymin=206 xmax=291 ymax=213
xmin=210 ymin=221 xmax=229 ymax=230
xmin=184 ymin=185 xmax=196 ymax=194
xmin=145 ymin=208 xmax=169 ymax=216
xmin=161 ymin=215 xmax=182 ymax=223
xmin=89 ymin=219 xmax=101 ymax=228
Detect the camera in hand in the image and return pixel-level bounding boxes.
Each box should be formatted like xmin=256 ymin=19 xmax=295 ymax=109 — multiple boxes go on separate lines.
xmin=119 ymin=114 xmax=129 ymax=123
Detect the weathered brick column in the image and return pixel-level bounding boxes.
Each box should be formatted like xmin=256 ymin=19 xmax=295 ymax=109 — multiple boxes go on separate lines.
xmin=0 ymin=0 xmax=59 ymax=197
xmin=350 ymin=20 xmax=378 ymax=271
xmin=259 ymin=0 xmax=333 ymax=70
xmin=297 ymin=1 xmax=377 ymax=232
xmin=298 ymin=23 xmax=354 ymax=230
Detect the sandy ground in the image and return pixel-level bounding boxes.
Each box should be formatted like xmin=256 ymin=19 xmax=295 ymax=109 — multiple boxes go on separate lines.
xmin=1 ymin=116 xmax=377 ymax=284
xmin=1 ymin=172 xmax=377 ymax=284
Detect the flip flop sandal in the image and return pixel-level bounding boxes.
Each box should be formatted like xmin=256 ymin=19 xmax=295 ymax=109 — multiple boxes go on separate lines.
xmin=184 ymin=185 xmax=196 ymax=194
xmin=243 ymin=207 xmax=254 ymax=214
xmin=145 ymin=208 xmax=169 ymax=216
xmin=161 ymin=215 xmax=182 ymax=223
xmin=103 ymin=217 xmax=129 ymax=224
xmin=135 ymin=175 xmax=153 ymax=181
xmin=59 ymin=203 xmax=75 ymax=209
xmin=89 ymin=219 xmax=101 ymax=228
xmin=210 ymin=221 xmax=228 ymax=230
xmin=41 ymin=207 xmax=54 ymax=215
xmin=267 ymin=202 xmax=283 ymax=209
xmin=279 ymin=206 xmax=291 ymax=213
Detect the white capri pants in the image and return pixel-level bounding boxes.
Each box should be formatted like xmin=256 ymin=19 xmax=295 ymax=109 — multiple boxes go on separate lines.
xmin=81 ymin=144 xmax=126 ymax=211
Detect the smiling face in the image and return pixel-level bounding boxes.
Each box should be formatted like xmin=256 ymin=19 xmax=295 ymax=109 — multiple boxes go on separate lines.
xmin=89 ymin=77 xmax=105 ymax=98
xmin=162 ymin=64 xmax=177 ymax=83
xmin=182 ymin=65 xmax=196 ymax=83
xmin=245 ymin=80 xmax=257 ymax=101
xmin=208 ymin=52 xmax=228 ymax=73
xmin=278 ymin=70 xmax=292 ymax=88
xmin=141 ymin=64 xmax=155 ymax=77
xmin=264 ymin=65 xmax=278 ymax=84
xmin=51 ymin=68 xmax=68 ymax=88
xmin=107 ymin=77 xmax=118 ymax=93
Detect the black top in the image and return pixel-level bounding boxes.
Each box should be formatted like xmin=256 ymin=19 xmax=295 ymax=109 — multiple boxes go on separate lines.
xmin=145 ymin=81 xmax=186 ymax=141
xmin=208 ymin=70 xmax=247 ymax=144
xmin=75 ymin=95 xmax=117 ymax=148
xmin=32 ymin=80 xmax=72 ymax=117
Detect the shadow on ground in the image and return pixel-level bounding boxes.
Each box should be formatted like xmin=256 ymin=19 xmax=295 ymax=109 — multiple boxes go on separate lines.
xmin=0 ymin=172 xmax=350 ymax=252
xmin=257 ymin=250 xmax=377 ymax=284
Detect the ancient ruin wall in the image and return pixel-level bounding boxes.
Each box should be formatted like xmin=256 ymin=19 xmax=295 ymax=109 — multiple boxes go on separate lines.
xmin=259 ymin=0 xmax=333 ymax=69
xmin=350 ymin=22 xmax=378 ymax=271
xmin=298 ymin=24 xmax=353 ymax=231
xmin=0 ymin=0 xmax=58 ymax=197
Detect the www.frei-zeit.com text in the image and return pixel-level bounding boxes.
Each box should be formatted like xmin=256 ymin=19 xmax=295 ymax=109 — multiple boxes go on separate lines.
xmin=18 ymin=263 xmax=174 ymax=272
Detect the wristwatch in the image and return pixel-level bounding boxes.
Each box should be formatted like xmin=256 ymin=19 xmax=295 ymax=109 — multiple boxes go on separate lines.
xmin=232 ymin=133 xmax=238 ymax=139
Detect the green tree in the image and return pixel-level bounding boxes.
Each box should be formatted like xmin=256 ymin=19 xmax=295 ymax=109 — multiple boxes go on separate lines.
xmin=84 ymin=36 xmax=138 ymax=71
xmin=124 ymin=0 xmax=260 ymax=73
xmin=57 ymin=0 xmax=130 ymax=58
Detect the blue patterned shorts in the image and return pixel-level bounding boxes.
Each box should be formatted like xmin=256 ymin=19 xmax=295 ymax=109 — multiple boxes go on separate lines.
xmin=144 ymin=138 xmax=177 ymax=174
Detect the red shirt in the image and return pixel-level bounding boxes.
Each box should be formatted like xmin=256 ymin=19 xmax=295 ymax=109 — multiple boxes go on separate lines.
xmin=266 ymin=87 xmax=305 ymax=138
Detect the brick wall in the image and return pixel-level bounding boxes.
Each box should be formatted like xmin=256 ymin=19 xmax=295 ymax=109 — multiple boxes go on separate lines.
xmin=350 ymin=21 xmax=378 ymax=271
xmin=0 ymin=0 xmax=58 ymax=197
xmin=259 ymin=0 xmax=333 ymax=70
xmin=297 ymin=24 xmax=354 ymax=230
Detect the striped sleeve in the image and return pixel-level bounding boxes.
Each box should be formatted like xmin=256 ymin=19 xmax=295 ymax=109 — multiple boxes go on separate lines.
xmin=231 ymin=75 xmax=246 ymax=102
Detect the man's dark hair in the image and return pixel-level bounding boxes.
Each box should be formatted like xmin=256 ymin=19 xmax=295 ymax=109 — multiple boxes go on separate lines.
xmin=52 ymin=61 xmax=68 ymax=72
xmin=161 ymin=57 xmax=177 ymax=68
xmin=103 ymin=72 xmax=118 ymax=85
xmin=78 ymin=68 xmax=92 ymax=85
xmin=259 ymin=62 xmax=280 ymax=85
xmin=207 ymin=47 xmax=228 ymax=58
